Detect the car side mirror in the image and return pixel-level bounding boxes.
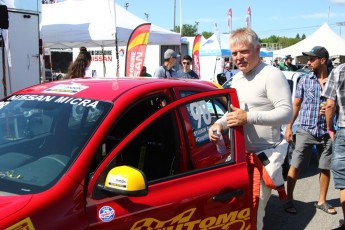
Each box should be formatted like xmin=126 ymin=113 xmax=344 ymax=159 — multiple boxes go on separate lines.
xmin=97 ymin=165 xmax=148 ymax=196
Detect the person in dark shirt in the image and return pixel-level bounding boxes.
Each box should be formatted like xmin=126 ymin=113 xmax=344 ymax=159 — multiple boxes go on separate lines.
xmin=176 ymin=55 xmax=199 ymax=79
xmin=139 ymin=66 xmax=152 ymax=77
xmin=279 ymin=55 xmax=297 ymax=71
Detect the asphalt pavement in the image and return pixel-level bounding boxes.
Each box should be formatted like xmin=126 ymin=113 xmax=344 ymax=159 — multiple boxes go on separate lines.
xmin=264 ymin=155 xmax=343 ymax=230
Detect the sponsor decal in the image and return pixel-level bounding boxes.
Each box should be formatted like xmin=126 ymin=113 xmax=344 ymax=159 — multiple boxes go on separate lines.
xmin=187 ymin=101 xmax=212 ymax=143
xmin=8 ymin=95 xmax=99 ymax=109
xmin=42 ymin=84 xmax=88 ymax=95
xmin=107 ymin=174 xmax=128 ymax=190
xmin=99 ymin=206 xmax=115 ymax=223
xmin=130 ymin=208 xmax=250 ymax=230
xmin=5 ymin=217 xmax=35 ymax=230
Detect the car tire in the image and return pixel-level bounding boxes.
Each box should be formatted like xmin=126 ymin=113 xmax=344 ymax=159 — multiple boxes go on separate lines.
xmin=282 ymin=141 xmax=295 ymax=177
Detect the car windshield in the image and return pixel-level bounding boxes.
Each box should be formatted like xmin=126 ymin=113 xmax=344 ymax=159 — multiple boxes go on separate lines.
xmin=0 ymin=94 xmax=111 ymax=195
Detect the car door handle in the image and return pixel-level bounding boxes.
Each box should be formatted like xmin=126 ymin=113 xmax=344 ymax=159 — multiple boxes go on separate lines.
xmin=213 ymin=189 xmax=244 ymax=201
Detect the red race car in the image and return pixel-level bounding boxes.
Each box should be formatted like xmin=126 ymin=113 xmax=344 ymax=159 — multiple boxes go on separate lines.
xmin=0 ymin=78 xmax=251 ymax=230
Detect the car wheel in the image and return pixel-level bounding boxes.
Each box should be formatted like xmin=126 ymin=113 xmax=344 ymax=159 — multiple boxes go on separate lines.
xmin=282 ymin=141 xmax=295 ymax=177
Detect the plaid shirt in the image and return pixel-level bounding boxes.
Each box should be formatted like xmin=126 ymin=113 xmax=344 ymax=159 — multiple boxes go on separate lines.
xmin=295 ymin=72 xmax=327 ymax=137
xmin=322 ymin=63 xmax=345 ymax=128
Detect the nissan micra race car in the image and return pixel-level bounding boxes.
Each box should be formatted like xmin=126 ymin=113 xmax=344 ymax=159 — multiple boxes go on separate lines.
xmin=0 ymin=78 xmax=253 ymax=229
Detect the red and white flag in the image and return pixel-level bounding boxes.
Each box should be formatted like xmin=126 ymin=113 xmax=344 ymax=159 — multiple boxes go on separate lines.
xmin=246 ymin=7 xmax=251 ymax=28
xmin=227 ymin=8 xmax=232 ymax=33
xmin=192 ymin=35 xmax=201 ymax=78
xmin=125 ymin=23 xmax=151 ymax=77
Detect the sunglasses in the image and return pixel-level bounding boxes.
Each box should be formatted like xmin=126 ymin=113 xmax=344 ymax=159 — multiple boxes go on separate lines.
xmin=182 ymin=62 xmax=190 ymax=65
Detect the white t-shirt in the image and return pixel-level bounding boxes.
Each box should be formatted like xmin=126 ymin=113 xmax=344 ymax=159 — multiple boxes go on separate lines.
xmin=216 ymin=62 xmax=292 ymax=152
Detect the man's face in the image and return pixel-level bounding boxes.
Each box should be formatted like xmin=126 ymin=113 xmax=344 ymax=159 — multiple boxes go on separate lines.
xmin=169 ymin=57 xmax=177 ymax=66
xmin=230 ymin=42 xmax=260 ymax=74
xmin=307 ymin=56 xmax=324 ymax=73
xmin=285 ymin=58 xmax=292 ymax=65
xmin=182 ymin=59 xmax=191 ymax=70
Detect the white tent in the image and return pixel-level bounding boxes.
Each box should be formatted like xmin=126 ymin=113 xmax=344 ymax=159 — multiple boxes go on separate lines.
xmin=41 ymin=0 xmax=180 ymax=48
xmin=200 ymin=33 xmax=273 ymax=57
xmin=274 ymin=23 xmax=345 ymax=58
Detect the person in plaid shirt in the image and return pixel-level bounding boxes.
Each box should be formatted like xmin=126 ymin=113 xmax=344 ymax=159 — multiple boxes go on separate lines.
xmin=322 ymin=63 xmax=345 ymax=229
xmin=284 ymin=46 xmax=336 ymax=215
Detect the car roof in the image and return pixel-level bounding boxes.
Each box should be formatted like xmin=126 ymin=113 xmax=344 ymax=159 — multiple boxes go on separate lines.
xmin=14 ymin=78 xmax=220 ymax=102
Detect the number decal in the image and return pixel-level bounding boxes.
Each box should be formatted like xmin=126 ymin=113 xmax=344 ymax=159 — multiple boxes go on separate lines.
xmin=189 ymin=101 xmax=211 ymax=128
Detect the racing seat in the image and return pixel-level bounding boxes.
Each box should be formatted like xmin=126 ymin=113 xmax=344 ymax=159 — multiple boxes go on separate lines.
xmin=118 ymin=113 xmax=178 ymax=182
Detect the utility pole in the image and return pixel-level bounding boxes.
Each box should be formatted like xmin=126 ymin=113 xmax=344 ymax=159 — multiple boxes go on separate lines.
xmin=144 ymin=13 xmax=149 ymax=22
xmin=195 ymin=21 xmax=199 ymax=34
xmin=173 ymin=0 xmax=176 ymax=31
xmin=124 ymin=2 xmax=129 ymax=10
xmin=336 ymin=22 xmax=345 ymax=36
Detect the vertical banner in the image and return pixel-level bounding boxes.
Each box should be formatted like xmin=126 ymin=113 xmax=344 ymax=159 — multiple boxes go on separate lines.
xmin=246 ymin=7 xmax=251 ymax=28
xmin=192 ymin=35 xmax=201 ymax=79
xmin=125 ymin=23 xmax=151 ymax=77
xmin=227 ymin=8 xmax=232 ymax=33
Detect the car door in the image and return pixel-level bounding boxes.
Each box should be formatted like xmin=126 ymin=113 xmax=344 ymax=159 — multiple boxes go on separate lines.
xmin=85 ymin=89 xmax=251 ymax=230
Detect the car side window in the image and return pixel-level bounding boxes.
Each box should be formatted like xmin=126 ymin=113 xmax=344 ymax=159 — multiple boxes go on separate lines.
xmin=100 ymin=111 xmax=179 ymax=183
xmin=181 ymin=96 xmax=231 ymax=168
xmin=89 ymin=94 xmax=169 ymax=176
xmin=99 ymin=96 xmax=229 ymax=181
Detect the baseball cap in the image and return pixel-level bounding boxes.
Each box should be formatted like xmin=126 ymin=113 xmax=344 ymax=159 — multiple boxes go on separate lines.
xmin=164 ymin=49 xmax=177 ymax=59
xmin=285 ymin=55 xmax=293 ymax=60
xmin=302 ymin=46 xmax=329 ymax=59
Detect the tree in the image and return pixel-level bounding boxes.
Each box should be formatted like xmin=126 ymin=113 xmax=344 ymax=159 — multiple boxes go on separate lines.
xmin=174 ymin=24 xmax=198 ymax=37
xmin=201 ymin=31 xmax=213 ymax=39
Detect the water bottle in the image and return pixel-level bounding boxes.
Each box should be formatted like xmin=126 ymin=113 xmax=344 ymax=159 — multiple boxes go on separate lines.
xmin=213 ymin=128 xmax=227 ymax=154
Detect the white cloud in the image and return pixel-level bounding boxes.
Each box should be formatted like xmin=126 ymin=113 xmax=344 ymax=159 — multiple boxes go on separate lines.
xmin=331 ymin=0 xmax=345 ymax=4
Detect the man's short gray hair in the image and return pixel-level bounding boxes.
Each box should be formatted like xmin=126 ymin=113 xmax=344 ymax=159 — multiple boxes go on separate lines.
xmin=229 ymin=27 xmax=260 ymax=48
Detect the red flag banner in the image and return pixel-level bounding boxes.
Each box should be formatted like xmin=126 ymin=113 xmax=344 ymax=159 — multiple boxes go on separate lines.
xmin=125 ymin=23 xmax=151 ymax=77
xmin=227 ymin=8 xmax=232 ymax=33
xmin=192 ymin=35 xmax=201 ymax=79
xmin=246 ymin=7 xmax=251 ymax=28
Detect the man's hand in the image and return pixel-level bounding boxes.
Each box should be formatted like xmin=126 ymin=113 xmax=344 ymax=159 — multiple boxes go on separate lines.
xmin=285 ymin=127 xmax=293 ymax=143
xmin=226 ymin=104 xmax=247 ymax=127
xmin=208 ymin=123 xmax=222 ymax=143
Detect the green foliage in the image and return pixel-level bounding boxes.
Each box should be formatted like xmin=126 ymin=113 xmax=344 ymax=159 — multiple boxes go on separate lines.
xmin=260 ymin=33 xmax=307 ymax=48
xmin=174 ymin=24 xmax=198 ymax=36
xmin=201 ymin=31 xmax=213 ymax=39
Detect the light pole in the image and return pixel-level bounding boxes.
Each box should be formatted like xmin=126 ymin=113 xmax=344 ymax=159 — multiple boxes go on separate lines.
xmin=195 ymin=21 xmax=199 ymax=34
xmin=144 ymin=13 xmax=149 ymax=22
xmin=124 ymin=2 xmax=129 ymax=10
xmin=336 ymin=22 xmax=345 ymax=36
xmin=173 ymin=0 xmax=176 ymax=31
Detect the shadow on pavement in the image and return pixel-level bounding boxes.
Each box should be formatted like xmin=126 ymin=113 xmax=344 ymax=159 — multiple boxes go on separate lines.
xmin=265 ymin=154 xmax=340 ymax=229
xmin=264 ymin=196 xmax=339 ymax=230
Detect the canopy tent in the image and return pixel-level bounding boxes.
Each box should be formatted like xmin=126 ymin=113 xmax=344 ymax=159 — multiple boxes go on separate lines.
xmin=199 ymin=33 xmax=273 ymax=57
xmin=199 ymin=33 xmax=230 ymax=56
xmin=273 ymin=23 xmax=345 ymax=58
xmin=41 ymin=0 xmax=180 ymax=48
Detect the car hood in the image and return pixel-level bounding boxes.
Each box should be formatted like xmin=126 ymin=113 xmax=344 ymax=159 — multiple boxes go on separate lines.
xmin=0 ymin=193 xmax=32 ymax=220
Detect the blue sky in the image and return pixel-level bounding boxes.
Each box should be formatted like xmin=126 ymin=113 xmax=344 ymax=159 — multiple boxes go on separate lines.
xmin=116 ymin=0 xmax=345 ymax=39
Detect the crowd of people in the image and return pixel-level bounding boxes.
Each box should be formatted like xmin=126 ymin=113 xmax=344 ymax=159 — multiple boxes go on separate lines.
xmin=59 ymin=28 xmax=345 ymax=230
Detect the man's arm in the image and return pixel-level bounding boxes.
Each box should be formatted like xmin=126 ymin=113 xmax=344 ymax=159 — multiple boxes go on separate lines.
xmin=325 ymin=98 xmax=336 ymax=140
xmin=285 ymin=98 xmax=302 ymax=142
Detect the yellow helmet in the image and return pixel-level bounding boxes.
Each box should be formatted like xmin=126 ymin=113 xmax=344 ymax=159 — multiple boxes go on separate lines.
xmin=104 ymin=165 xmax=147 ymax=196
